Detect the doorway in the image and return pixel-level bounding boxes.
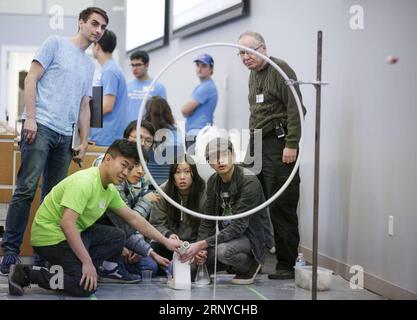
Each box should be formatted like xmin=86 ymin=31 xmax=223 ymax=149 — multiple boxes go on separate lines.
xmin=0 ymin=46 xmax=37 ymax=132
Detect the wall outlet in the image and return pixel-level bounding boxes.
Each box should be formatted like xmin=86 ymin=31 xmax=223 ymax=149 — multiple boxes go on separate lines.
xmin=388 ymin=216 xmax=394 ymax=236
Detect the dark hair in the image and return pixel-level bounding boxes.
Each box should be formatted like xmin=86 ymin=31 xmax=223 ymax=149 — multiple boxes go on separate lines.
xmin=122 ymin=122 xmax=150 ymax=163
xmin=79 ymin=7 xmax=109 ymax=25
xmin=97 ymin=29 xmax=116 ymax=53
xmin=205 ymin=137 xmax=234 ymax=161
xmin=130 ymin=50 xmax=149 ymax=64
xmin=123 ymin=120 xmax=137 ymax=139
xmin=144 ymin=96 xmax=176 ymax=132
xmin=140 ymin=120 xmax=155 ymax=137
xmin=123 ymin=120 xmax=156 ymax=139
xmin=164 ymin=154 xmax=205 ymax=229
xmin=105 ymin=139 xmax=138 ymax=164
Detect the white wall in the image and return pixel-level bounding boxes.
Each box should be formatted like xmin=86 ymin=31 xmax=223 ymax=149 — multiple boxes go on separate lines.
xmin=122 ymin=0 xmax=417 ymax=295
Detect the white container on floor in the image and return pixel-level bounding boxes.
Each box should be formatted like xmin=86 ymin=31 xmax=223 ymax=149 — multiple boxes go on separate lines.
xmin=294 ymin=265 xmax=333 ymax=291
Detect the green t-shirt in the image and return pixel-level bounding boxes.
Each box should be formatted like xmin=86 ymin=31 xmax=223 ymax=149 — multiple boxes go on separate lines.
xmin=31 ymin=167 xmax=126 ymax=246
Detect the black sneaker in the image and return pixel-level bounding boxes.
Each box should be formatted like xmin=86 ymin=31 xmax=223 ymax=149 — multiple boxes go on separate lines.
xmin=268 ymin=269 xmax=295 ymax=280
xmin=8 ymin=264 xmax=31 ymax=296
xmin=231 ymin=262 xmax=261 ymax=285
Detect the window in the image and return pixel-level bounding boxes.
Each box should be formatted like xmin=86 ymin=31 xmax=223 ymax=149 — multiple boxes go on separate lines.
xmin=125 ymin=0 xmax=168 ymax=52
xmin=0 ymin=0 xmax=42 ymax=15
xmin=173 ymin=0 xmax=248 ymax=38
xmin=124 ymin=0 xmax=250 ymax=53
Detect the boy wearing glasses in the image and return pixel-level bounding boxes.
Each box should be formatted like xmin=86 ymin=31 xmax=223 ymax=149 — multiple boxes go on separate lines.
xmin=127 ymin=50 xmax=167 ymax=123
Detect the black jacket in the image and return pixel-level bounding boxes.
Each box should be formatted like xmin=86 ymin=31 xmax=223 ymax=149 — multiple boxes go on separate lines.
xmin=198 ymin=165 xmax=273 ymax=263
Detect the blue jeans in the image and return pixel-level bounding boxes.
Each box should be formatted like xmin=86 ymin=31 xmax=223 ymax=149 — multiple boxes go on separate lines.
xmin=2 ymin=123 xmax=72 ymax=255
xmin=125 ymin=256 xmax=158 ymax=278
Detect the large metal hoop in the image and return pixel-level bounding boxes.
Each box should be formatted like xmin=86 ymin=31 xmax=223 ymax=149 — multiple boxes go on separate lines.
xmin=137 ymin=42 xmax=304 ymax=221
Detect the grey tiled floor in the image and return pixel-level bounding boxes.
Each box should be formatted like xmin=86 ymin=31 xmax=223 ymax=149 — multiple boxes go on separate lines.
xmin=0 ymin=253 xmax=385 ymax=300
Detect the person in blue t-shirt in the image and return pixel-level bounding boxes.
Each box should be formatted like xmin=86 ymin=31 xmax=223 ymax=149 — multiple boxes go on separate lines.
xmin=127 ymin=50 xmax=167 ymax=123
xmin=181 ymin=53 xmax=218 ymax=153
xmin=144 ymin=96 xmax=184 ymax=186
xmin=0 ymin=7 xmax=109 ymax=276
xmin=89 ymin=30 xmax=129 ymax=146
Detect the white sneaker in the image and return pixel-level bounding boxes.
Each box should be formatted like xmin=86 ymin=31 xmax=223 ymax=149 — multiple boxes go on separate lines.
xmin=231 ymin=263 xmax=262 ymax=285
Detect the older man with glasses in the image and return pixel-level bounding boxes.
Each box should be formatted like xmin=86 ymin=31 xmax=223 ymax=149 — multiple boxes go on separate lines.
xmin=238 ymin=31 xmax=307 ymax=280
xmin=126 ymin=50 xmax=167 ymax=123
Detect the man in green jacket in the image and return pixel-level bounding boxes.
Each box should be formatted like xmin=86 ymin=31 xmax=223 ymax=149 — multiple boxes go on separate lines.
xmin=238 ymin=31 xmax=306 ymax=279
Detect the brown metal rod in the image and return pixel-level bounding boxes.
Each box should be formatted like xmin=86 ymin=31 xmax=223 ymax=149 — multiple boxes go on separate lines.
xmin=312 ymin=30 xmax=323 ymax=300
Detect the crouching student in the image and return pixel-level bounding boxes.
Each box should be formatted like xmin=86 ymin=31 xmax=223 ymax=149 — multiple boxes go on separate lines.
xmin=93 ymin=119 xmax=158 ymax=199
xmin=181 ymin=138 xmax=273 ymax=285
xmin=8 ymin=139 xmax=181 ymax=297
xmin=149 ymin=154 xmax=206 ymax=272
xmin=96 ymin=146 xmax=167 ymax=280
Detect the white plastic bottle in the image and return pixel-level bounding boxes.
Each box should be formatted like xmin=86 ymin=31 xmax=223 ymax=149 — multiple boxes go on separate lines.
xmin=295 ymin=253 xmax=306 ymax=267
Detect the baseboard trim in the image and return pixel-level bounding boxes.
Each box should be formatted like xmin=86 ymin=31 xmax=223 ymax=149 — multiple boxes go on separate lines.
xmin=300 ymin=246 xmax=417 ymax=300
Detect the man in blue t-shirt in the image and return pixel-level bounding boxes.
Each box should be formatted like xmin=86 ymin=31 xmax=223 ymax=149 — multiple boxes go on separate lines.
xmin=0 ymin=7 xmax=109 ymax=275
xmin=181 ymin=53 xmax=218 ymax=152
xmin=127 ymin=50 xmax=167 ymax=123
xmin=89 ymin=30 xmax=129 ymax=146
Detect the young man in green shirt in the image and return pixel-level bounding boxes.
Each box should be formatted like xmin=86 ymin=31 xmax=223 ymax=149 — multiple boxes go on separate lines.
xmin=8 ymin=139 xmax=181 ymax=297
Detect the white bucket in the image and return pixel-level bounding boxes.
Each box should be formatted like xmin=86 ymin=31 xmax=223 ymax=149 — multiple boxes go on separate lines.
xmin=294 ymin=266 xmax=333 ymax=291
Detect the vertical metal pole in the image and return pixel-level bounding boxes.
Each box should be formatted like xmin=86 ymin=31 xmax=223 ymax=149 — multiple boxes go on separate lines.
xmin=312 ymin=30 xmax=323 ymax=300
xmin=213 ymin=220 xmax=219 ymax=300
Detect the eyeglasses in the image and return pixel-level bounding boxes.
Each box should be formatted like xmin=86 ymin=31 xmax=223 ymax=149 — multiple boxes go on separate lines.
xmin=237 ymin=44 xmax=263 ymax=57
xmin=140 ymin=136 xmax=153 ymax=146
xmin=130 ymin=63 xmax=145 ymax=68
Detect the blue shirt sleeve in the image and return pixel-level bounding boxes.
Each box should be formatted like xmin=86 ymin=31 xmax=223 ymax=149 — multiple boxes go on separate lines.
xmin=33 ymin=36 xmax=58 ymax=70
xmin=192 ymin=82 xmax=210 ymax=104
xmin=101 ymin=70 xmax=118 ymax=96
xmin=157 ymin=83 xmax=167 ymax=100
